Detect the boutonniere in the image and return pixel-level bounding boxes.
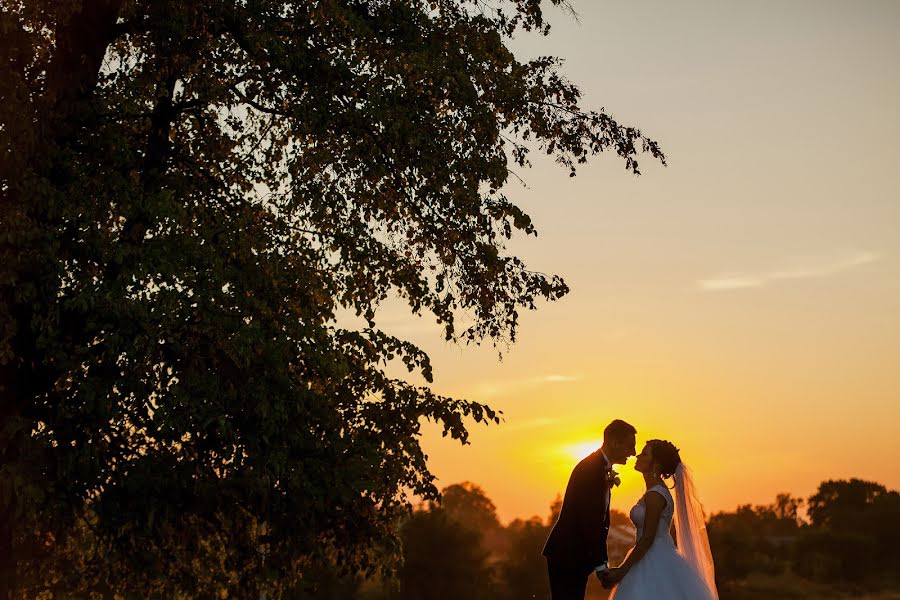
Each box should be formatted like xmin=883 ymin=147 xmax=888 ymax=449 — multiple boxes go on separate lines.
xmin=607 ymin=468 xmax=621 ymax=488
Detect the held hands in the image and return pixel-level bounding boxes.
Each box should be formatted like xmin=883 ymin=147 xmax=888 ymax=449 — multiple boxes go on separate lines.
xmin=598 ymin=567 xmax=626 ymax=589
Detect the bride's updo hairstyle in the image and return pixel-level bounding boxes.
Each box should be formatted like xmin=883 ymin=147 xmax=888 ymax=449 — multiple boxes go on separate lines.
xmin=647 ymin=439 xmax=681 ymax=479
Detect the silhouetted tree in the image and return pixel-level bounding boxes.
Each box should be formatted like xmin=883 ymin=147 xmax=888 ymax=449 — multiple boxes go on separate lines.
xmin=283 ymin=560 xmax=365 ymax=600
xmin=772 ymin=493 xmax=804 ymax=527
xmin=807 ymin=479 xmax=890 ymax=531
xmin=395 ymin=507 xmax=497 ymax=600
xmin=496 ymin=516 xmax=551 ymax=600
xmin=440 ymin=481 xmax=507 ymax=557
xmin=795 ymin=479 xmax=900 ymax=584
xmin=708 ymin=494 xmax=805 ymax=583
xmin=441 ymin=482 xmax=501 ymax=533
xmin=0 ymin=0 xmax=663 ymax=595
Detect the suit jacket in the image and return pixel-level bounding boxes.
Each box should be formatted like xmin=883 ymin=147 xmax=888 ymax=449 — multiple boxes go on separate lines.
xmin=542 ymin=449 xmax=611 ymax=569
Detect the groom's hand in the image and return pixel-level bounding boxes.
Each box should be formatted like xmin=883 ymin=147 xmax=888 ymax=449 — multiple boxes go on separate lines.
xmin=600 ymin=567 xmax=625 ymax=588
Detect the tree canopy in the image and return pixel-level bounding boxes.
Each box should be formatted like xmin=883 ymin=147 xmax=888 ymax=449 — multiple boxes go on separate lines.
xmin=0 ymin=0 xmax=663 ymax=595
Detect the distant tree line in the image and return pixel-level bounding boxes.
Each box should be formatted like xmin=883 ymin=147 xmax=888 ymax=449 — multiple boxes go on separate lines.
xmin=709 ymin=478 xmax=900 ymax=598
xmin=242 ymin=481 xmax=629 ymax=600
xmin=15 ymin=478 xmax=899 ymax=598
xmin=309 ymin=477 xmax=900 ymax=600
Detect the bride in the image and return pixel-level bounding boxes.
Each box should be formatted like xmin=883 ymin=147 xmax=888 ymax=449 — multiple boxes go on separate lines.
xmin=603 ymin=440 xmax=719 ymax=600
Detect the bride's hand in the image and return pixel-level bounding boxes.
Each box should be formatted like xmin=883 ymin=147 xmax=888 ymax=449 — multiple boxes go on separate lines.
xmin=602 ymin=567 xmax=626 ymax=587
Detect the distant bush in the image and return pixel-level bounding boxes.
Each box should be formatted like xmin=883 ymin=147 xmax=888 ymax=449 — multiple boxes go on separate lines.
xmin=711 ymin=479 xmax=900 ymax=597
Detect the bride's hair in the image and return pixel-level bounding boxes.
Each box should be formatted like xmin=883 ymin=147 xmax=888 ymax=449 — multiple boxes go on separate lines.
xmin=647 ymin=439 xmax=681 ymax=478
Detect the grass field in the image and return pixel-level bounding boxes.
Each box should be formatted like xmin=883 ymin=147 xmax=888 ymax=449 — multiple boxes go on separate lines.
xmin=718 ymin=573 xmax=900 ymax=600
xmin=581 ymin=573 xmax=900 ymax=600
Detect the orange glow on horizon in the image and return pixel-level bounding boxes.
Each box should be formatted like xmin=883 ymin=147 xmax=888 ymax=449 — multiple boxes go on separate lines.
xmin=410 ymin=0 xmax=900 ymax=524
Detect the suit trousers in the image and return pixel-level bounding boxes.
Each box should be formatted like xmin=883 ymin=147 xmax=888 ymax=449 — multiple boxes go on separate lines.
xmin=546 ymin=558 xmax=594 ymax=600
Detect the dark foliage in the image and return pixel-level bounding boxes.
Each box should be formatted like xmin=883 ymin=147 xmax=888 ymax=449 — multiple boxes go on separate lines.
xmin=0 ymin=0 xmax=663 ymax=595
xmin=710 ymin=480 xmax=900 ymax=598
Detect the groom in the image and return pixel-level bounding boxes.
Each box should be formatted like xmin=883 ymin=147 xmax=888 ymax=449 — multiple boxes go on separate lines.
xmin=542 ymin=419 xmax=637 ymax=599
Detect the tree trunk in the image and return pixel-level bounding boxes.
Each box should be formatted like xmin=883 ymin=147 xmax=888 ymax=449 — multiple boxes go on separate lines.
xmin=0 ymin=2 xmax=124 ymax=595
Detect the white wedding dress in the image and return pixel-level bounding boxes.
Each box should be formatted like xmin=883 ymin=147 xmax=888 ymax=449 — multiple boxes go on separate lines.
xmin=610 ymin=483 xmax=718 ymax=600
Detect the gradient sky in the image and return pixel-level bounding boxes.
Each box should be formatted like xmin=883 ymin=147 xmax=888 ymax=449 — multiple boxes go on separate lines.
xmin=376 ymin=0 xmax=900 ymax=523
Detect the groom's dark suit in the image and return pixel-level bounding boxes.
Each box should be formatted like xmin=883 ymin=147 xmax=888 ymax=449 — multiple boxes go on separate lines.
xmin=542 ymin=449 xmax=612 ymax=600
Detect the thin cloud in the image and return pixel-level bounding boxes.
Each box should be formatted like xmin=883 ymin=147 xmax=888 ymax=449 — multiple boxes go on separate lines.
xmin=699 ymin=276 xmax=767 ymax=291
xmin=699 ymin=251 xmax=880 ymax=292
xmin=539 ymin=374 xmax=580 ymax=383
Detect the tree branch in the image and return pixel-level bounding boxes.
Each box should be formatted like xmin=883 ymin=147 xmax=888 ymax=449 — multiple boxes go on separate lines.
xmin=46 ymin=0 xmax=127 ymax=111
xmin=229 ymin=85 xmax=291 ymax=117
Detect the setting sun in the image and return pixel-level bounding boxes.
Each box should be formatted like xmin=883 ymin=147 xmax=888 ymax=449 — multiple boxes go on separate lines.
xmin=565 ymin=439 xmax=604 ymax=463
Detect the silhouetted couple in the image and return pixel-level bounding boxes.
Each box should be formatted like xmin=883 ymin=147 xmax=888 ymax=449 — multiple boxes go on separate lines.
xmin=542 ymin=419 xmax=720 ymax=599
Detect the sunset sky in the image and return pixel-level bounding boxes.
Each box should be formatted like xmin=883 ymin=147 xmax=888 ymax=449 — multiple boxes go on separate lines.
xmin=379 ymin=0 xmax=900 ymax=522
